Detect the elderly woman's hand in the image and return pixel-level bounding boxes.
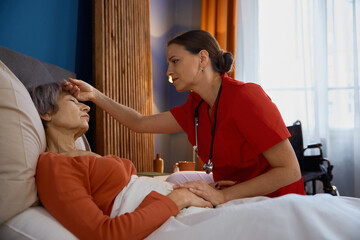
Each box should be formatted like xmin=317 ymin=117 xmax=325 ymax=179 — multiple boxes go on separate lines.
xmin=167 ymin=188 xmax=213 ymax=210
xmin=173 ymin=180 xmax=236 ymax=207
xmin=63 ymin=78 xmax=96 ymax=102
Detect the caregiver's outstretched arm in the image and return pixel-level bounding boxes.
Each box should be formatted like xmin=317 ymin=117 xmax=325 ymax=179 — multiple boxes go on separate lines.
xmin=64 ymin=78 xmax=182 ymax=134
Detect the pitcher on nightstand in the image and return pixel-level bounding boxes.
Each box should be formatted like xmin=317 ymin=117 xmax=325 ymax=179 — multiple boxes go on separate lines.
xmin=153 ymin=153 xmax=164 ymax=173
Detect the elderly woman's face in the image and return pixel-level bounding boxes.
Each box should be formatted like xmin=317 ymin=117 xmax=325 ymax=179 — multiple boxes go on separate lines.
xmin=46 ymin=92 xmax=90 ymax=136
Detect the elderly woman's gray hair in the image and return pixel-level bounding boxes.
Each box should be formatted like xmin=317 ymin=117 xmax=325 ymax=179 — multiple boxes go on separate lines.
xmin=27 ymin=81 xmax=63 ymax=126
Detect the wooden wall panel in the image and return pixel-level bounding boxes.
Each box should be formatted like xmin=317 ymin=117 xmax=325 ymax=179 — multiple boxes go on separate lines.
xmin=94 ymin=0 xmax=154 ymax=171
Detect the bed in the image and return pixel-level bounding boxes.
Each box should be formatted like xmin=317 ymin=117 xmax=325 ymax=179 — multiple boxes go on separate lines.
xmin=0 ymin=46 xmax=359 ymax=240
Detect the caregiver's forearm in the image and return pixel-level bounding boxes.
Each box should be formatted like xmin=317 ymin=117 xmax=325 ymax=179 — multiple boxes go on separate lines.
xmin=222 ymin=166 xmax=301 ymax=202
xmin=91 ymin=89 xmax=182 ymax=134
xmin=92 ymin=88 xmax=146 ymax=132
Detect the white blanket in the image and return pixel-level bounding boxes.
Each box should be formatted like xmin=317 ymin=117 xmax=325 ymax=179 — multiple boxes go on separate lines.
xmin=111 ymin=175 xmax=174 ymax=217
xmin=111 ymin=176 xmax=360 ymax=240
xmin=147 ymin=194 xmax=360 ymax=240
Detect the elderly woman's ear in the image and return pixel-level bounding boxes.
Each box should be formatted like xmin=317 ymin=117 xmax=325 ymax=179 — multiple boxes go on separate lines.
xmin=40 ymin=113 xmax=52 ymax=122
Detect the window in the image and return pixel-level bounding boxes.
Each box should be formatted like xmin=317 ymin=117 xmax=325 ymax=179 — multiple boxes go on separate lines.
xmin=257 ymin=0 xmax=359 ymax=130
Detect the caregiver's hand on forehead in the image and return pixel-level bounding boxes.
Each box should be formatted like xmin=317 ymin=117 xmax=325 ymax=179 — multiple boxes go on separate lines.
xmin=63 ymin=78 xmax=96 ymax=102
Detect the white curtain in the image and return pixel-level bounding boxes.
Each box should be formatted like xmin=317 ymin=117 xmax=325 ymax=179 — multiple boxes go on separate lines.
xmin=236 ymin=0 xmax=259 ymax=83
xmin=236 ymin=0 xmax=360 ymax=197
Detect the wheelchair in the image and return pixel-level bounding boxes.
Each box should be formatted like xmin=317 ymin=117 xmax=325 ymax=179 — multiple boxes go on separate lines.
xmin=287 ymin=120 xmax=339 ymax=196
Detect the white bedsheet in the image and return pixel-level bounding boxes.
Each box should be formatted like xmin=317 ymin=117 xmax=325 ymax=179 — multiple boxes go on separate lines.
xmin=111 ymin=176 xmax=360 ymax=240
xmin=147 ymin=194 xmax=360 ymax=240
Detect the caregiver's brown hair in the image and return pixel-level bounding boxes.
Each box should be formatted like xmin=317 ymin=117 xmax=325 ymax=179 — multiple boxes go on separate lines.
xmin=167 ymin=29 xmax=234 ymax=74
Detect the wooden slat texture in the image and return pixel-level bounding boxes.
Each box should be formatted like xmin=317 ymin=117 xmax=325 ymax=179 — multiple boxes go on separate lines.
xmin=94 ymin=0 xmax=154 ymax=171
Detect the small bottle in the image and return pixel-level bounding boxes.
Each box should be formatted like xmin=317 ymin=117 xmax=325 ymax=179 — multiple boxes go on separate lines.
xmin=153 ymin=153 xmax=164 ymax=173
xmin=173 ymin=163 xmax=179 ymax=173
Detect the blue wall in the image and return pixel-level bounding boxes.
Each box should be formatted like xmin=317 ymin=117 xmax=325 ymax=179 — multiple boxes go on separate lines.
xmin=0 ymin=0 xmax=77 ymax=69
xmin=0 ymin=0 xmax=92 ymax=79
xmin=0 ymin=0 xmax=94 ymax=146
xmin=0 ymin=0 xmax=90 ymax=74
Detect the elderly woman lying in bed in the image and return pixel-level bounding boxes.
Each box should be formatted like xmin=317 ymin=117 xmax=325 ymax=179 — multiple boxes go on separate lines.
xmin=27 ymin=82 xmax=212 ymax=240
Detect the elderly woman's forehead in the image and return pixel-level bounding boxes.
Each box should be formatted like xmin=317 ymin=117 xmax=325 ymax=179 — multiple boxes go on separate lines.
xmin=59 ymin=90 xmax=74 ymax=98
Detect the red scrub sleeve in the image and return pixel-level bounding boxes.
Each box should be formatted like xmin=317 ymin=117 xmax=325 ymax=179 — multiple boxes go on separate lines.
xmin=234 ymin=83 xmax=290 ymax=154
xmin=170 ymin=92 xmax=201 ymax=146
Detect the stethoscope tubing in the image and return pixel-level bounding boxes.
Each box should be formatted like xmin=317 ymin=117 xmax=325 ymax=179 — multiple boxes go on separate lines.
xmin=194 ymin=82 xmax=222 ymax=174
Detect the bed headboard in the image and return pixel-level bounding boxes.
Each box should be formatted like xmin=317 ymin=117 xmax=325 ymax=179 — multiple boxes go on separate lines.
xmin=0 ymin=46 xmax=75 ymax=87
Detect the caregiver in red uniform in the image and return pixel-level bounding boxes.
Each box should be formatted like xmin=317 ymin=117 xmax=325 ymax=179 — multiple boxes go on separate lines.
xmin=64 ymin=30 xmax=306 ymax=207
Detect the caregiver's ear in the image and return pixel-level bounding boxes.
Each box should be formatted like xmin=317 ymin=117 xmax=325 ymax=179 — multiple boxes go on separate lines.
xmin=40 ymin=113 xmax=52 ymax=122
xmin=199 ymin=50 xmax=210 ymax=68
xmin=199 ymin=50 xmax=209 ymax=61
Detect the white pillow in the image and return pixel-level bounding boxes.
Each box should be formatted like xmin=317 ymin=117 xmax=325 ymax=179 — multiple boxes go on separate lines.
xmin=166 ymin=171 xmax=214 ymax=184
xmin=0 ymin=207 xmax=78 ymax=240
xmin=0 ymin=60 xmax=46 ymax=224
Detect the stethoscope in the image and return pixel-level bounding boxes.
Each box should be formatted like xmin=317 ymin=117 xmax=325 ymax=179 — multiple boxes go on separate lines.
xmin=193 ymin=83 xmax=222 ymax=174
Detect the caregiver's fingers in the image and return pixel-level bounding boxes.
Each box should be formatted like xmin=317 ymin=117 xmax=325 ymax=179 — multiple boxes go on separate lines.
xmin=214 ymin=180 xmax=237 ymax=190
xmin=188 ymin=187 xmax=225 ymax=207
xmin=188 ymin=192 xmax=214 ymax=208
xmin=67 ymin=78 xmax=93 ymax=93
xmin=168 ymin=188 xmax=213 ymax=210
xmin=172 ymin=184 xmax=184 ymax=189
xmin=63 ymin=79 xmax=80 ymax=97
xmin=173 ymin=180 xmax=207 ymax=190
xmin=67 ymin=77 xmax=84 ymax=86
xmin=201 ymin=199 xmax=214 ymax=208
xmin=173 ymin=181 xmax=224 ymax=205
xmin=64 ymin=78 xmax=95 ymax=102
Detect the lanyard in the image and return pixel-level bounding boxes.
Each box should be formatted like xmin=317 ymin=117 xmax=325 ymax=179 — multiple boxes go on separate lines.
xmin=194 ymin=83 xmax=222 ymax=174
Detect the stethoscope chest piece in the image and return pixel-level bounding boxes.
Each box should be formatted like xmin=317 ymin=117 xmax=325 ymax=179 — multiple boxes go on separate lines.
xmin=203 ymin=160 xmax=213 ymax=174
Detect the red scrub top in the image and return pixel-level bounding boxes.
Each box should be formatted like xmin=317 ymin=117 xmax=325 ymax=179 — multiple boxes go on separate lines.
xmin=170 ymin=74 xmax=305 ymax=197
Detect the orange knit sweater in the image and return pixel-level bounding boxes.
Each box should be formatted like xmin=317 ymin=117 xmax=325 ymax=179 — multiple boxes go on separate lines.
xmin=36 ymin=152 xmax=178 ymax=240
